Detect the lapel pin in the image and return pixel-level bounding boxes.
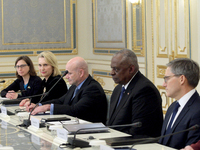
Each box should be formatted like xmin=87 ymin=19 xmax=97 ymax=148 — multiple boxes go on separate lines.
xmin=28 ymin=86 xmax=31 ymax=89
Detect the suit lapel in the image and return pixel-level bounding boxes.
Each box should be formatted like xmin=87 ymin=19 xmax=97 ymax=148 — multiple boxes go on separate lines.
xmin=161 ymin=91 xmax=199 ymax=144
xmin=108 ymin=86 xmax=121 ymax=123
xmin=171 ymin=92 xmax=198 ymax=132
xmin=113 ymin=89 xmax=130 ymax=115
xmin=161 ymin=102 xmax=180 ymax=144
xmin=66 ymin=85 xmax=76 ymax=104
xmin=161 ymin=103 xmax=175 ymax=136
xmin=69 ymin=75 xmax=92 ymax=104
xmin=109 ymin=72 xmax=142 ymax=125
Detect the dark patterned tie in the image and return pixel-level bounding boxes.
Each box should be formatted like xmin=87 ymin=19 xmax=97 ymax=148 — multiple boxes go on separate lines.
xmin=117 ymin=86 xmax=125 ymax=107
xmin=162 ymin=102 xmax=180 ymax=144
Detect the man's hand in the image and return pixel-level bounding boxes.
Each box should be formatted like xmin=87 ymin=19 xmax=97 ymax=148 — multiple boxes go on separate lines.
xmin=26 ymin=103 xmax=36 ymax=112
xmin=19 ymin=99 xmax=30 ymax=107
xmin=31 ymin=104 xmax=51 ymax=115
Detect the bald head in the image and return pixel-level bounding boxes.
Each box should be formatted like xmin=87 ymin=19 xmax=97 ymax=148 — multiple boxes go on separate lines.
xmin=65 ymin=57 xmax=89 ymax=86
xmin=67 ymin=57 xmax=88 ymax=73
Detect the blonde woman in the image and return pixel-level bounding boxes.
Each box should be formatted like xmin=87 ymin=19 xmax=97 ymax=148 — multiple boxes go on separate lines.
xmin=20 ymin=51 xmax=68 ymax=106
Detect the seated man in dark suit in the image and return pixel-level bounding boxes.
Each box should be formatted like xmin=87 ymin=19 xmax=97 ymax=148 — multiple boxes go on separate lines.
xmin=159 ymin=58 xmax=200 ymax=149
xmin=26 ymin=57 xmax=107 ymax=124
xmin=107 ymin=49 xmax=163 ymax=138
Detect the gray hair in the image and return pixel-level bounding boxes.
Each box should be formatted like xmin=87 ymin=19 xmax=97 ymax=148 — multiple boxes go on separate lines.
xmin=114 ymin=49 xmax=139 ymax=71
xmin=167 ymin=58 xmax=200 ymax=88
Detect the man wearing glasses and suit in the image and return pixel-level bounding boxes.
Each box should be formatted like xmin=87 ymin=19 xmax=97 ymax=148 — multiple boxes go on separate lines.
xmin=159 ymin=58 xmax=200 ymax=149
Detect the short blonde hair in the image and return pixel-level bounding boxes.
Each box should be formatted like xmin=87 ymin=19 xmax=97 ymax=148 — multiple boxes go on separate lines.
xmin=37 ymin=51 xmax=61 ymax=77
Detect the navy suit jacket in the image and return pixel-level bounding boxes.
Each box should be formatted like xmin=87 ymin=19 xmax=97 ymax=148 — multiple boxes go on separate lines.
xmin=42 ymin=75 xmax=107 ymax=124
xmin=159 ymin=91 xmax=200 ymax=149
xmin=107 ymin=71 xmax=163 ymax=138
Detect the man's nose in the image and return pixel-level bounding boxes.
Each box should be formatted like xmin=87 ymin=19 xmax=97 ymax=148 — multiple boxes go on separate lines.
xmin=110 ymin=69 xmax=115 ymax=75
xmin=162 ymin=81 xmax=166 ymax=87
xmin=65 ymin=74 xmax=69 ymax=79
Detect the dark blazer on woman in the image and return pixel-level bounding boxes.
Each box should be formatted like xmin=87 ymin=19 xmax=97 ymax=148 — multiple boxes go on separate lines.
xmin=42 ymin=75 xmax=107 ymax=124
xmin=107 ymin=71 xmax=163 ymax=138
xmin=35 ymin=75 xmax=68 ymax=103
xmin=1 ymin=76 xmax=43 ymax=102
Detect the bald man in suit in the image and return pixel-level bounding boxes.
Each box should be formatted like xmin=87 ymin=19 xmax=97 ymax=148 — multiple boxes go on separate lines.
xmin=27 ymin=57 xmax=107 ymax=124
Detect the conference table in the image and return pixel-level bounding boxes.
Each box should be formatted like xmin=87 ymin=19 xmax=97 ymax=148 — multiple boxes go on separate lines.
xmin=0 ymin=104 xmax=176 ymax=150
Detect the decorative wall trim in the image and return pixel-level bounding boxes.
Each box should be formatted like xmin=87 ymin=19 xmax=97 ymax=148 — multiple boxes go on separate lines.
xmin=174 ymin=0 xmax=190 ymax=58
xmin=92 ymin=69 xmax=111 ymax=78
xmin=131 ymin=0 xmax=145 ymax=57
xmin=151 ymin=0 xmax=155 ymax=82
xmin=0 ymin=0 xmax=77 ymax=57
xmin=157 ymin=65 xmax=167 ymax=78
xmin=92 ymin=69 xmax=116 ymax=90
xmin=156 ymin=0 xmax=168 ymax=58
xmin=157 ymin=85 xmax=168 ymax=114
xmin=92 ymin=0 xmax=128 ymax=55
xmin=0 ymin=72 xmax=15 ymax=78
xmin=0 ymin=49 xmax=74 ymax=57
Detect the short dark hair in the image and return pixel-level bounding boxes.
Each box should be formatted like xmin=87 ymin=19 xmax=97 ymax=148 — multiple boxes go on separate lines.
xmin=167 ymin=58 xmax=200 ymax=88
xmin=114 ymin=49 xmax=139 ymax=71
xmin=15 ymin=56 xmax=37 ymax=79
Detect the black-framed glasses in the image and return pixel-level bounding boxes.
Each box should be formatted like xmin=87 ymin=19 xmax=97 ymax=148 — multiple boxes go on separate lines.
xmin=14 ymin=64 xmax=28 ymax=69
xmin=163 ymin=74 xmax=182 ymax=83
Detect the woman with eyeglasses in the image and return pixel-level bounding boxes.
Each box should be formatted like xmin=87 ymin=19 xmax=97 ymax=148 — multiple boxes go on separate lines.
xmin=0 ymin=56 xmax=43 ymax=101
xmin=19 ymin=51 xmax=68 ymax=106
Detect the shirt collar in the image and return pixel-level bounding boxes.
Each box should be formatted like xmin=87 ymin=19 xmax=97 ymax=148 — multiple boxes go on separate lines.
xmin=177 ymin=89 xmax=196 ymax=108
xmin=76 ymin=76 xmax=88 ymax=90
xmin=123 ymin=71 xmax=138 ymax=90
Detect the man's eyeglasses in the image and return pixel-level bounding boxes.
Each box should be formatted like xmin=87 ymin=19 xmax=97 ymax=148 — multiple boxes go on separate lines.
xmin=163 ymin=74 xmax=182 ymax=83
xmin=14 ymin=64 xmax=28 ymax=69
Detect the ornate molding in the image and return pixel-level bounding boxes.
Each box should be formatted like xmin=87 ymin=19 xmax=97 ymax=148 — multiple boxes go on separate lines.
xmin=157 ymin=65 xmax=167 ymax=78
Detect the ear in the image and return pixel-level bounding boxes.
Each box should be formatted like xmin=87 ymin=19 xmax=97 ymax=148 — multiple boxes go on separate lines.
xmin=79 ymin=69 xmax=84 ymax=77
xmin=179 ymin=75 xmax=186 ymax=85
xmin=129 ymin=65 xmax=135 ymax=74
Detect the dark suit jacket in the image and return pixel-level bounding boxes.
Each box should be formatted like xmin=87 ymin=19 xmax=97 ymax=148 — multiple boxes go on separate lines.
xmin=159 ymin=91 xmax=200 ymax=149
xmin=1 ymin=76 xmax=43 ymax=102
xmin=42 ymin=75 xmax=107 ymax=124
xmin=32 ymin=75 xmax=68 ymax=103
xmin=107 ymin=71 xmax=163 ymax=138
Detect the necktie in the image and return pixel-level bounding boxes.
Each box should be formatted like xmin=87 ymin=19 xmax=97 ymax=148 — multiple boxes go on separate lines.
xmin=71 ymin=87 xmax=79 ymax=100
xmin=117 ymin=87 xmax=125 ymax=107
xmin=162 ymin=102 xmax=180 ymax=144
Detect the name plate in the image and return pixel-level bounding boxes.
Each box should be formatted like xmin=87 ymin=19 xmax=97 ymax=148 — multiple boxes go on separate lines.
xmin=1 ymin=105 xmax=7 ymax=115
xmin=31 ymin=117 xmax=40 ymax=128
xmin=57 ymin=128 xmax=68 ymax=141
